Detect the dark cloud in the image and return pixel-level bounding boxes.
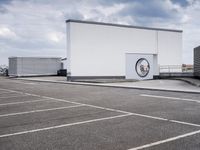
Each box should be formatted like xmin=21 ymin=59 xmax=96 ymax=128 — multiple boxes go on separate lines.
xmin=114 ymin=0 xmax=182 ymax=26
xmin=131 ymin=1 xmax=171 ymax=18
xmin=0 ymin=0 xmax=12 ymax=13
xmin=96 ymin=0 xmax=132 ymax=6
xmin=0 ymin=0 xmax=12 ymax=5
xmin=171 ymin=0 xmax=189 ymax=7
xmin=62 ymin=11 xmax=84 ymax=21
xmin=0 ymin=0 xmax=199 ymax=65
xmin=0 ymin=7 xmax=6 ymax=13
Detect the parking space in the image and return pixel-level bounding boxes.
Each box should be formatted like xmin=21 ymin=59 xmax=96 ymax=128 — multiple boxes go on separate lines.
xmin=0 ymin=95 xmax=45 ymax=105
xmin=0 ymin=77 xmax=200 ymax=149
xmin=0 ymin=92 xmax=27 ymax=99
xmin=146 ymin=133 xmax=200 ymax=150
xmin=0 ymin=115 xmax=199 ymax=150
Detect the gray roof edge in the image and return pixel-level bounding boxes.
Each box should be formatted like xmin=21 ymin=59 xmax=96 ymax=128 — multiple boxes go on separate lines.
xmin=66 ymin=19 xmax=183 ymax=33
xmin=8 ymin=57 xmax=62 ymax=59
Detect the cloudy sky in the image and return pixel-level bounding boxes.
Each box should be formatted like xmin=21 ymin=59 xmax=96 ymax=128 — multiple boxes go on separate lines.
xmin=0 ymin=0 xmax=200 ymax=65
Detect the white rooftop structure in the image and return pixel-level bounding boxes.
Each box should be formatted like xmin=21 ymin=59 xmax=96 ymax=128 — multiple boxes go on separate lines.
xmin=66 ymin=19 xmax=182 ymax=80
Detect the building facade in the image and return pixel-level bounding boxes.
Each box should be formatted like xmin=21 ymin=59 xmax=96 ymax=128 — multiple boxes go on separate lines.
xmin=9 ymin=57 xmax=62 ymax=77
xmin=66 ymin=19 xmax=182 ymax=80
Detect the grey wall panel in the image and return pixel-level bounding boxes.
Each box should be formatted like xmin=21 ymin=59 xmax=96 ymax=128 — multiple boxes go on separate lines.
xmin=8 ymin=57 xmax=62 ymax=77
xmin=8 ymin=58 xmax=17 ymax=76
xmin=194 ymin=46 xmax=200 ymax=77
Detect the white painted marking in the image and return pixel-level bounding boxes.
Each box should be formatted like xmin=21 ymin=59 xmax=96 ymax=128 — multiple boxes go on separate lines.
xmin=24 ymin=93 xmax=41 ymax=97
xmin=1 ymin=80 xmax=36 ymax=85
xmin=0 ymin=89 xmax=8 ymax=91
xmin=129 ymin=112 xmax=168 ymax=121
xmin=41 ymin=96 xmax=200 ymax=127
xmin=0 ymin=89 xmax=15 ymax=92
xmin=0 ymin=104 xmax=85 ymax=117
xmin=141 ymin=94 xmax=200 ymax=103
xmin=42 ymin=96 xmax=84 ymax=105
xmin=43 ymin=96 xmax=132 ymax=114
xmin=0 ymin=88 xmax=40 ymax=99
xmin=42 ymin=97 xmax=200 ymax=126
xmin=0 ymin=95 xmax=29 ymax=99
xmin=0 ymin=88 xmax=200 ymax=128
xmin=170 ymin=120 xmax=200 ymax=127
xmin=0 ymin=88 xmax=24 ymax=94
xmin=0 ymin=99 xmax=49 ymax=106
xmin=0 ymin=113 xmax=133 ymax=138
xmin=128 ymin=129 xmax=200 ymax=150
xmin=0 ymin=91 xmax=16 ymax=95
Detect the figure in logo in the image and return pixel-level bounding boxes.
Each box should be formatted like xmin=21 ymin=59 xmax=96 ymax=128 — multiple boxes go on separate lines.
xmin=135 ymin=58 xmax=150 ymax=77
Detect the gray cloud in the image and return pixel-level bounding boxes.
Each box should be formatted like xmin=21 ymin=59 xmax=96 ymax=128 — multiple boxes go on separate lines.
xmin=0 ymin=0 xmax=12 ymax=13
xmin=173 ymin=0 xmax=189 ymax=7
xmin=0 ymin=0 xmax=199 ymax=65
xmin=120 ymin=1 xmax=172 ymax=18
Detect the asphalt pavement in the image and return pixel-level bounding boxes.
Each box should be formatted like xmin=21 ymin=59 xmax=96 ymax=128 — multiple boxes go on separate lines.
xmin=0 ymin=77 xmax=200 ymax=150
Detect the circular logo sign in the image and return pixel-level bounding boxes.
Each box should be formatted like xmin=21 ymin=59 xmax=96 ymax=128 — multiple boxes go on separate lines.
xmin=135 ymin=58 xmax=150 ymax=77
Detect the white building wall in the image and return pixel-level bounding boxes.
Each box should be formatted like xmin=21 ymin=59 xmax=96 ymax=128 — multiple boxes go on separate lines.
xmin=67 ymin=21 xmax=182 ymax=77
xmin=8 ymin=57 xmax=17 ymax=76
xmin=66 ymin=23 xmax=71 ymax=75
xmin=157 ymin=31 xmax=182 ymax=66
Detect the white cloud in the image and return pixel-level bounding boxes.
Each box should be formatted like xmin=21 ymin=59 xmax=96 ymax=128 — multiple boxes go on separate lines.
xmin=0 ymin=0 xmax=199 ymax=65
xmin=47 ymin=32 xmax=65 ymax=43
xmin=0 ymin=26 xmax=17 ymax=39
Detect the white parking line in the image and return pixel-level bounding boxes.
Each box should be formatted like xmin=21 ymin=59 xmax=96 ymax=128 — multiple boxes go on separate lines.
xmin=0 ymin=104 xmax=85 ymax=117
xmin=141 ymin=94 xmax=200 ymax=103
xmin=0 ymin=89 xmax=13 ymax=92
xmin=0 ymin=113 xmax=133 ymax=138
xmin=0 ymin=95 xmax=30 ymax=99
xmin=0 ymin=89 xmax=7 ymax=91
xmin=43 ymin=96 xmax=200 ymax=127
xmin=0 ymin=91 xmax=17 ymax=95
xmin=43 ymin=96 xmax=132 ymax=114
xmin=0 ymin=88 xmax=24 ymax=94
xmin=0 ymin=99 xmax=49 ymax=106
xmin=127 ymin=129 xmax=200 ymax=150
xmin=0 ymin=88 xmax=200 ymax=129
xmin=170 ymin=120 xmax=200 ymax=127
xmin=0 ymin=80 xmax=37 ymax=85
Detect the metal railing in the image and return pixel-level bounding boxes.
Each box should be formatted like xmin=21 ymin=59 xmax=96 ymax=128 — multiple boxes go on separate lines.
xmin=159 ymin=65 xmax=193 ymax=73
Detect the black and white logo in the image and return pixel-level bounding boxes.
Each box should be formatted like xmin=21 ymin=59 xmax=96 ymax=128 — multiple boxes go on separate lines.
xmin=135 ymin=58 xmax=150 ymax=77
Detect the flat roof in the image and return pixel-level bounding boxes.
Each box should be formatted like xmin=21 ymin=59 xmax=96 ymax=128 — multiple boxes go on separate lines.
xmin=66 ymin=19 xmax=182 ymax=33
xmin=9 ymin=57 xmax=61 ymax=59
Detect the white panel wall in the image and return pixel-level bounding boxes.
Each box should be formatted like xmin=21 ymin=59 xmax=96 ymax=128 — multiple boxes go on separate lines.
xmin=68 ymin=22 xmax=157 ymax=76
xmin=157 ymin=31 xmax=182 ymax=66
xmin=8 ymin=57 xmax=17 ymax=76
xmin=9 ymin=57 xmax=62 ymax=77
xmin=67 ymin=22 xmax=182 ymax=77
xmin=66 ymin=23 xmax=71 ymax=75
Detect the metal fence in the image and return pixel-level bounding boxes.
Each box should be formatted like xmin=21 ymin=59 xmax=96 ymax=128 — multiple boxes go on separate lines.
xmin=159 ymin=65 xmax=193 ymax=73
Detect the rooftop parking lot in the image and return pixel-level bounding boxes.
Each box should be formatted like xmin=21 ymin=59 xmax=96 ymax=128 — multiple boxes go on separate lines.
xmin=0 ymin=77 xmax=200 ymax=150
